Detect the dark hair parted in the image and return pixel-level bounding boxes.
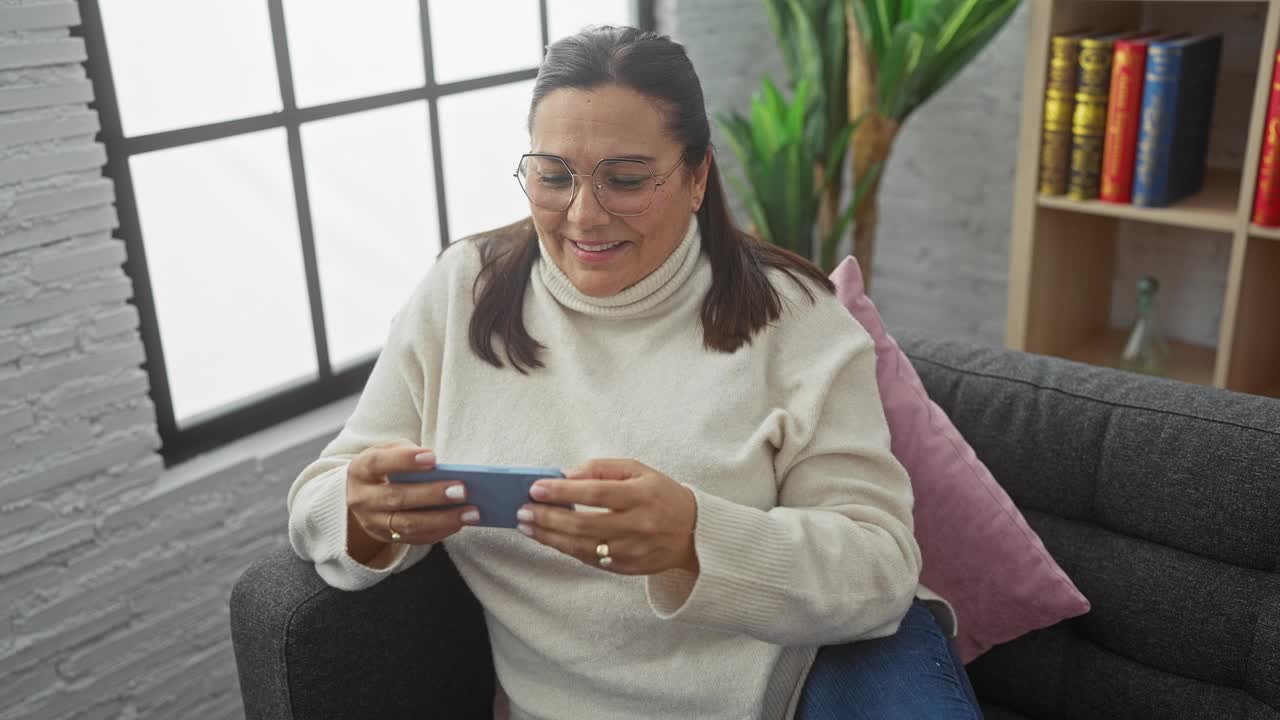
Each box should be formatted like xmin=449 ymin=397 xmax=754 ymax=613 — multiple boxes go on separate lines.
xmin=457 ymin=25 xmax=834 ymax=374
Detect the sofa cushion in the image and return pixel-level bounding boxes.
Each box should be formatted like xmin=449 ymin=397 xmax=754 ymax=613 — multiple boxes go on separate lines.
xmin=829 ymin=257 xmax=1090 ymax=663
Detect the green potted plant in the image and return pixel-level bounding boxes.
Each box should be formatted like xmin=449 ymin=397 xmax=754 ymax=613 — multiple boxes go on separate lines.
xmin=847 ymin=0 xmax=1020 ymax=290
xmin=721 ymin=0 xmax=1021 ymax=289
xmin=720 ymin=0 xmax=876 ymax=274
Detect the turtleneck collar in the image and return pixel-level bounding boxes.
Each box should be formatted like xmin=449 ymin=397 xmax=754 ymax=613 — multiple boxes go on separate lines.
xmin=535 ymin=215 xmax=702 ymax=318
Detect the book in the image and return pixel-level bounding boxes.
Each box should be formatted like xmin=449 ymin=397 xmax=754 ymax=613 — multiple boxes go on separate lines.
xmin=1069 ymin=32 xmax=1141 ymax=200
xmin=1252 ymin=49 xmax=1280 ymax=226
xmin=1039 ymin=31 xmax=1092 ymax=195
xmin=1131 ymin=34 xmax=1224 ymax=207
xmin=1100 ymin=34 xmax=1177 ymax=203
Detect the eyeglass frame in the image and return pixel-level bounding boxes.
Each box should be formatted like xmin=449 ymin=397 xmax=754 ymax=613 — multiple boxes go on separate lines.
xmin=513 ymin=152 xmax=687 ymax=217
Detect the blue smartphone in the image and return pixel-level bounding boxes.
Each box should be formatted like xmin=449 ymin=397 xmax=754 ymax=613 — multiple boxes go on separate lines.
xmin=388 ymin=463 xmax=569 ymax=529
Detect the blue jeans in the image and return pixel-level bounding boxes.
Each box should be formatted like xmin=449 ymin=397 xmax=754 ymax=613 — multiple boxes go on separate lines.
xmin=796 ymin=598 xmax=983 ymax=719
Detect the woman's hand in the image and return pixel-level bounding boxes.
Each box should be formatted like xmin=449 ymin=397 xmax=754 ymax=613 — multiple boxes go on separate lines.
xmin=517 ymin=458 xmax=699 ymax=576
xmin=346 ymin=440 xmax=481 ymax=558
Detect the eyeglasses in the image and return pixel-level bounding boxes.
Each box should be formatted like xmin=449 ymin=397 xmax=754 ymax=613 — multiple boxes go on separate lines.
xmin=513 ymin=153 xmax=685 ymax=217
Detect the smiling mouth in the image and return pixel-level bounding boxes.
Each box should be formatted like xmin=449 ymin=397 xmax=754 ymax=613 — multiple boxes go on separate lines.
xmin=571 ymin=240 xmax=625 ymax=252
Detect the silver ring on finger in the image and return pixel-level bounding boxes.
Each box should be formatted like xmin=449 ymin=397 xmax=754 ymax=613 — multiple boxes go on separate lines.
xmin=388 ymin=511 xmax=402 ymax=543
xmin=596 ymin=542 xmax=612 ymax=568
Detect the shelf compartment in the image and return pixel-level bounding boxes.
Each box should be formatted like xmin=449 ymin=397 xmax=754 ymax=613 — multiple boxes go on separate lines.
xmin=1036 ymin=168 xmax=1241 ymax=232
xmin=1249 ymin=223 xmax=1280 ymax=241
xmin=1064 ymin=329 xmax=1218 ymax=386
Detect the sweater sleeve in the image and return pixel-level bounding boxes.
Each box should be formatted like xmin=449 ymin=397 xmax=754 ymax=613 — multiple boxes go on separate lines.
xmin=286 ymin=253 xmax=455 ymax=591
xmin=646 ymin=288 xmax=921 ymax=646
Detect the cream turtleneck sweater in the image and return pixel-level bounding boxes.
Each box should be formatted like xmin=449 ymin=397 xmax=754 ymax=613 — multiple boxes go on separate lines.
xmin=287 ymin=215 xmax=957 ymax=720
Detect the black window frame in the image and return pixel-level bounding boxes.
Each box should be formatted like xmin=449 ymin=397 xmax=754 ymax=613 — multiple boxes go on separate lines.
xmin=76 ymin=0 xmax=656 ymax=467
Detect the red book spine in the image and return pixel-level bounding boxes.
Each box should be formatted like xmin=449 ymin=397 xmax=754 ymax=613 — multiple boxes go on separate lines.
xmin=1100 ymin=38 xmax=1150 ymax=203
xmin=1253 ymin=49 xmax=1280 ymax=226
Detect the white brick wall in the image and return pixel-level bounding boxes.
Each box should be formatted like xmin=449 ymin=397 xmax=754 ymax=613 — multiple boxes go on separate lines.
xmin=0 ymin=3 xmax=330 ymax=718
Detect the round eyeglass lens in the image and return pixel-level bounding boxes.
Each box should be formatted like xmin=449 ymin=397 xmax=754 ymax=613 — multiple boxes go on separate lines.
xmin=516 ymin=155 xmax=573 ymax=211
xmin=592 ymin=159 xmax=656 ymax=216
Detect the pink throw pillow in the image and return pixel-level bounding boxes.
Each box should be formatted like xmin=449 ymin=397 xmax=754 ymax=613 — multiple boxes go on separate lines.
xmin=830 ymin=256 xmax=1090 ymax=663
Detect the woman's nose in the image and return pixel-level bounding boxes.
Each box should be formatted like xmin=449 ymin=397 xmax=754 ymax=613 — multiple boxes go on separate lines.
xmin=566 ymin=178 xmax=610 ymax=226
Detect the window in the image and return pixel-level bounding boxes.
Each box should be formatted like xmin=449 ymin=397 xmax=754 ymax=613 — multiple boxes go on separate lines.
xmin=78 ymin=0 xmax=653 ymax=466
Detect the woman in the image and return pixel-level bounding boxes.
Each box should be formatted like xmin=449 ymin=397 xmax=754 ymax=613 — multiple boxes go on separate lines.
xmin=288 ymin=25 xmax=979 ymax=720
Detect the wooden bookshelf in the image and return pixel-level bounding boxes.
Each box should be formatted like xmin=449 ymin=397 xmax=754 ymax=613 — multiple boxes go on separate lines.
xmin=1251 ymin=223 xmax=1280 ymax=240
xmin=1007 ymin=0 xmax=1280 ymax=400
xmin=1035 ymin=167 xmax=1240 ymax=232
xmin=1064 ymin=329 xmax=1219 ymax=385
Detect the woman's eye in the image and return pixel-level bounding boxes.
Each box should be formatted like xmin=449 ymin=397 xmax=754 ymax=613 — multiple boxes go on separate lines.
xmin=607 ymin=176 xmax=648 ymax=190
xmin=537 ymin=174 xmax=571 ymax=187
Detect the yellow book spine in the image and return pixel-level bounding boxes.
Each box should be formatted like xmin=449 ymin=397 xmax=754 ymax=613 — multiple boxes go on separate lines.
xmin=1039 ymin=35 xmax=1084 ymax=195
xmin=1068 ymin=38 xmax=1119 ymax=200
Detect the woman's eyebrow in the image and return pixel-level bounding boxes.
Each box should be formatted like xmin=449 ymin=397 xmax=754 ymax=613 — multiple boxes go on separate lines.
xmin=531 ymin=152 xmax=658 ymax=169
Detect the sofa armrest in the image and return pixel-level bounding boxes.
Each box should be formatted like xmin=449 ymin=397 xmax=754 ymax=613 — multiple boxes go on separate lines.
xmin=230 ymin=544 xmax=494 ymax=720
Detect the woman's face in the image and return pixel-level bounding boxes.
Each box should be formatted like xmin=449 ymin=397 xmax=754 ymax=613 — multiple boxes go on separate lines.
xmin=526 ymin=84 xmax=709 ymax=297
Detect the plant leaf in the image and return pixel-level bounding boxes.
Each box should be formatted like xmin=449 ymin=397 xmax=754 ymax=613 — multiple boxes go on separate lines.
xmin=825 ymin=0 xmax=850 ymax=144
xmin=850 ymin=0 xmax=880 ymax=64
xmin=788 ymin=75 xmax=812 ymax=142
xmin=917 ymin=0 xmax=1019 ymax=106
xmin=870 ymin=0 xmax=897 ymax=54
xmin=727 ymin=170 xmax=774 ymax=245
xmin=934 ymin=0 xmax=982 ymax=52
xmin=876 ymin=22 xmax=917 ymax=116
xmin=849 ymin=158 xmax=882 ymax=214
xmin=764 ymin=0 xmax=797 ymax=82
xmin=716 ymin=112 xmax=754 ymax=172
xmin=751 ymin=80 xmax=785 ymax=155
xmin=787 ymin=0 xmax=824 ymax=92
xmin=819 ymin=122 xmax=854 ymax=192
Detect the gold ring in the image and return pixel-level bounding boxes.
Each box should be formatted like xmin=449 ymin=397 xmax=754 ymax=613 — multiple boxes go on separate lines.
xmin=388 ymin=511 xmax=402 ymax=543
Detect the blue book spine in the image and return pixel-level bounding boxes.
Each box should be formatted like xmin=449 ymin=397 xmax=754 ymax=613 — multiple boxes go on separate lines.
xmin=1131 ymin=43 xmax=1182 ymax=206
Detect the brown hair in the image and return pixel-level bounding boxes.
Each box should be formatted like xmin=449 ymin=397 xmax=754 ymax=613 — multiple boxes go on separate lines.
xmin=454 ymin=26 xmax=834 ymax=374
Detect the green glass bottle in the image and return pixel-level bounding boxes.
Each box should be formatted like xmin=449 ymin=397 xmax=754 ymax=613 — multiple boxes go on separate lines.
xmin=1118 ymin=275 xmax=1170 ymax=376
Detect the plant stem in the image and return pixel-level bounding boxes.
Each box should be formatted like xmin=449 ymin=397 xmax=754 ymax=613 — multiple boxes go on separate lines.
xmin=847 ymin=2 xmax=899 ymax=292
xmin=816 ymin=161 xmax=841 ymax=269
xmin=851 ymin=115 xmax=897 ymax=294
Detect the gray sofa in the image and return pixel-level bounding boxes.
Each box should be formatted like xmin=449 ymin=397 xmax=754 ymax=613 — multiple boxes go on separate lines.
xmin=230 ymin=331 xmax=1280 ymax=719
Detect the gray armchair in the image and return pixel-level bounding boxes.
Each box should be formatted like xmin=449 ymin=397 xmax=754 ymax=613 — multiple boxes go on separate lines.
xmin=230 ymin=541 xmax=494 ymax=719
xmin=231 ymin=331 xmax=1280 ymax=719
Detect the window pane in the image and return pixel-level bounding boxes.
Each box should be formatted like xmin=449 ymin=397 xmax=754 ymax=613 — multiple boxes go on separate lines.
xmin=438 ymin=81 xmax=534 ymax=242
xmin=301 ymin=102 xmax=440 ymax=370
xmin=428 ymin=2 xmax=541 ymax=84
xmin=99 ymin=0 xmax=281 ymax=137
xmin=282 ymin=0 xmax=425 ymax=108
xmin=547 ymin=0 xmax=635 ymax=42
xmin=130 ymin=130 xmax=316 ymax=427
